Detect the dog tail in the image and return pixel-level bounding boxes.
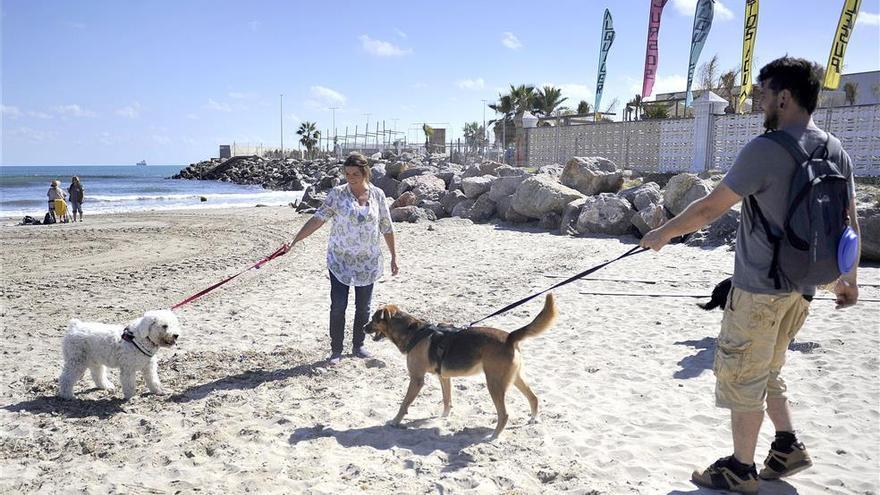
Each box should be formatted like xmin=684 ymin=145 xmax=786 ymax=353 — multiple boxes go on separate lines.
xmin=506 ymin=293 xmax=556 ymax=346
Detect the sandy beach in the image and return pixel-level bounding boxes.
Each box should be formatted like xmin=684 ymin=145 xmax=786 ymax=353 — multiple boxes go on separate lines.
xmin=0 ymin=206 xmax=877 ymax=494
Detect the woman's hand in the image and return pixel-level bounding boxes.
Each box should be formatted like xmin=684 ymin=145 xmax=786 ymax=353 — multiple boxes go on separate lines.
xmin=390 ymin=256 xmax=399 ymax=276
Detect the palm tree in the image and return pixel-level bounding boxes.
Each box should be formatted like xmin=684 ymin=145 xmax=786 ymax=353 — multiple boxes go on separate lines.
xmin=719 ymin=69 xmax=740 ymax=113
xmin=296 ymin=121 xmax=320 ymax=158
xmin=462 ymin=122 xmax=485 ymax=150
xmin=534 ymin=86 xmax=568 ymax=118
xmin=625 ymin=94 xmax=643 ymax=121
xmin=508 ymin=84 xmax=536 ymax=115
xmin=698 ymin=54 xmax=720 ymax=92
xmin=843 ymin=82 xmax=859 ymax=105
xmin=576 ymin=100 xmax=592 ymax=115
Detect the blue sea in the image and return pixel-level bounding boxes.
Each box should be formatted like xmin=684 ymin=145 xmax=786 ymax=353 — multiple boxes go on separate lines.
xmin=0 ymin=165 xmax=304 ymax=218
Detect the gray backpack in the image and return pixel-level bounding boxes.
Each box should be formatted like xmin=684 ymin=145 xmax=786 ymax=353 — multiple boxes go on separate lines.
xmin=750 ymin=130 xmax=851 ymax=288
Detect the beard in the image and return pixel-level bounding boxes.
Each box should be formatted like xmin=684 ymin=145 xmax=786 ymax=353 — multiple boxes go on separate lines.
xmin=763 ymin=111 xmax=779 ymax=131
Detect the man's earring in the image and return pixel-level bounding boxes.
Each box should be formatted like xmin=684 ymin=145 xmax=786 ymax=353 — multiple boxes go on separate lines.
xmin=780 ymin=102 xmax=785 ymax=109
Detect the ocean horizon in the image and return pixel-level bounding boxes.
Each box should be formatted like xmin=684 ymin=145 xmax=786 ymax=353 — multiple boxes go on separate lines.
xmin=0 ymin=165 xmax=304 ymax=219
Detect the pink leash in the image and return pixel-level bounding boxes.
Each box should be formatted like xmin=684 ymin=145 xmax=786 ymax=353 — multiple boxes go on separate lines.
xmin=170 ymin=243 xmax=289 ymax=310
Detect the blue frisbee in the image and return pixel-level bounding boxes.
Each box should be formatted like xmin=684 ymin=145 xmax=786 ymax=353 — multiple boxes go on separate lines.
xmin=838 ymin=226 xmax=858 ymax=274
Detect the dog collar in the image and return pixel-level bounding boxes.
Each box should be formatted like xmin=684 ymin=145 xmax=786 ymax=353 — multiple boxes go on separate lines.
xmin=122 ymin=328 xmax=157 ymax=357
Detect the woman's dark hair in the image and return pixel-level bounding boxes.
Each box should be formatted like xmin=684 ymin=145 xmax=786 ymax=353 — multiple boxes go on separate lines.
xmin=343 ymin=152 xmax=371 ymax=182
xmin=757 ymin=56 xmax=821 ymax=114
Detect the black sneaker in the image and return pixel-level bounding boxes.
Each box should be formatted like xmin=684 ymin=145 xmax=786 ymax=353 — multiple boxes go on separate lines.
xmin=691 ymin=456 xmax=759 ymax=494
xmin=759 ymin=440 xmax=813 ymax=480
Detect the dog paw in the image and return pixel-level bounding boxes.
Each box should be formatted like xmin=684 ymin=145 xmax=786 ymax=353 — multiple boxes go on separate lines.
xmin=528 ymin=416 xmax=539 ymax=425
xmin=152 ymin=388 xmax=168 ymax=396
xmin=387 ymin=418 xmax=403 ymax=427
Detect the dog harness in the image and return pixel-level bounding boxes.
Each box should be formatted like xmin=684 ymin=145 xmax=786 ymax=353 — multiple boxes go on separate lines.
xmin=404 ymin=324 xmax=465 ymax=374
xmin=122 ymin=327 xmax=157 ymax=357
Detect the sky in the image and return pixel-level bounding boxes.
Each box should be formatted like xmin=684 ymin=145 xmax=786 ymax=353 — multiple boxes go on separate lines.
xmin=2 ymin=0 xmax=879 ymax=166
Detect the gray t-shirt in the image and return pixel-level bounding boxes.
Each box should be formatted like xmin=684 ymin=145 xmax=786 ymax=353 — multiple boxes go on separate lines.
xmin=721 ymin=121 xmax=855 ymax=296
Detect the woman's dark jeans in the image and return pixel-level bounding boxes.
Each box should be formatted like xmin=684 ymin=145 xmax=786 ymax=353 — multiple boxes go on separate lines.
xmin=329 ymin=271 xmax=374 ymax=355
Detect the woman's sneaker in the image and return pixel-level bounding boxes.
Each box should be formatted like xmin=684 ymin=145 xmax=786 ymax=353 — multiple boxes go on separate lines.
xmin=691 ymin=456 xmax=759 ymax=494
xmin=759 ymin=440 xmax=813 ymax=480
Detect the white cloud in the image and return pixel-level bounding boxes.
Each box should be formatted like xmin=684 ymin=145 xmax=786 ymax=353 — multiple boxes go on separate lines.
xmin=54 ymin=104 xmax=96 ymax=117
xmin=248 ymin=20 xmax=261 ymax=32
xmin=228 ymin=91 xmax=258 ymax=100
xmin=115 ymin=101 xmax=142 ymax=118
xmin=186 ymin=113 xmax=199 ymax=120
xmin=359 ymin=35 xmax=411 ymax=57
xmin=501 ymin=32 xmax=522 ymax=50
xmin=309 ymin=85 xmax=347 ymax=106
xmin=543 ymin=83 xmax=592 ymax=103
xmin=1 ymin=105 xmax=22 ymax=118
xmin=672 ymin=0 xmax=734 ymax=21
xmin=28 ymin=110 xmax=53 ymax=119
xmin=205 ymin=99 xmax=233 ymax=112
xmin=394 ymin=28 xmax=407 ymax=38
xmin=857 ymin=12 xmax=880 ymax=26
xmin=8 ymin=126 xmax=54 ymax=142
xmin=457 ymin=78 xmax=485 ymax=90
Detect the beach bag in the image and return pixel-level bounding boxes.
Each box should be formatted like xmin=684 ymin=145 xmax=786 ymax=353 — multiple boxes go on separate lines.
xmin=21 ymin=215 xmax=41 ymax=225
xmin=43 ymin=212 xmax=56 ymax=224
xmin=750 ymin=130 xmax=852 ymax=288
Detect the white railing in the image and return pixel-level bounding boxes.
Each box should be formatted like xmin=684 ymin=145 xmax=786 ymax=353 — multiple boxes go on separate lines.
xmin=526 ymin=99 xmax=880 ymax=176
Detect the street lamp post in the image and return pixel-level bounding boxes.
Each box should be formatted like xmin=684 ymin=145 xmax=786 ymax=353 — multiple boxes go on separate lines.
xmin=480 ymin=99 xmax=487 ymax=155
xmin=280 ymin=94 xmax=284 ymax=158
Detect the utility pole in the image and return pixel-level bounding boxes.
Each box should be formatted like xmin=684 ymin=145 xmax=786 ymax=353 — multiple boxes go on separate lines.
xmin=363 ymin=113 xmax=372 ymax=149
xmin=280 ymin=94 xmax=284 ymax=158
xmin=480 ymin=99 xmax=487 ymax=153
xmin=329 ymin=106 xmax=338 ymax=158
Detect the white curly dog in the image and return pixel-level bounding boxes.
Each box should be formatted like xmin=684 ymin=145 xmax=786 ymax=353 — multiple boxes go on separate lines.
xmin=58 ymin=310 xmax=182 ymax=400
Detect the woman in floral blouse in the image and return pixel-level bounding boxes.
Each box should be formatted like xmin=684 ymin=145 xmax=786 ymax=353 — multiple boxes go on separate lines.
xmin=288 ymin=152 xmax=398 ymax=364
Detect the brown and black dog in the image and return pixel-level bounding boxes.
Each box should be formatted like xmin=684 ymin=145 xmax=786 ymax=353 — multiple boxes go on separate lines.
xmin=364 ymin=293 xmax=556 ymax=439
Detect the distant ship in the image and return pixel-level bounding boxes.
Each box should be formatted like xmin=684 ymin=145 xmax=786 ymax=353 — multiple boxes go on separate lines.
xmin=136 ymin=160 xmax=147 ymax=166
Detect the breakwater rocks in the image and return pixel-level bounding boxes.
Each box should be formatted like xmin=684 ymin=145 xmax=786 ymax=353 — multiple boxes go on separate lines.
xmin=173 ymin=151 xmax=879 ymax=257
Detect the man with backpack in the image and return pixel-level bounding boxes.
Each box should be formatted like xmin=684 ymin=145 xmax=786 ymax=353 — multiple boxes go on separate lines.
xmin=640 ymin=56 xmax=860 ymax=493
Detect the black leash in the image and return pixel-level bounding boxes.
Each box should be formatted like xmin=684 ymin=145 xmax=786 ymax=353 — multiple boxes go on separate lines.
xmin=469 ymin=245 xmax=649 ymax=327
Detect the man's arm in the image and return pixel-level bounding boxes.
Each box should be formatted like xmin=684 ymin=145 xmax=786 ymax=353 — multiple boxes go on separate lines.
xmin=640 ymin=183 xmax=743 ymax=251
xmin=835 ymin=195 xmax=860 ymax=308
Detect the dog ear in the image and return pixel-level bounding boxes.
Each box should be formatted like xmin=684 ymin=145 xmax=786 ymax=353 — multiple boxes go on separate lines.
xmin=129 ymin=316 xmax=151 ymax=339
xmin=380 ymin=307 xmax=391 ymax=321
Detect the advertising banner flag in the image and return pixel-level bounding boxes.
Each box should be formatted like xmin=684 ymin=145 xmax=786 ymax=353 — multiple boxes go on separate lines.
xmin=685 ymin=0 xmax=715 ymax=107
xmin=642 ymin=0 xmax=669 ymax=98
xmin=824 ymin=0 xmax=862 ymax=89
xmin=737 ymin=0 xmax=759 ymax=113
xmin=594 ymin=9 xmax=616 ymax=119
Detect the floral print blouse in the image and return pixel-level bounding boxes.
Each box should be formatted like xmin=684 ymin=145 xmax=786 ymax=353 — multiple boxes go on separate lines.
xmin=314 ymin=184 xmax=394 ymax=286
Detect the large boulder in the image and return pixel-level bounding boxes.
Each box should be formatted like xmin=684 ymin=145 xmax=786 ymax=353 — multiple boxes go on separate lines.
xmin=398 ymin=174 xmax=446 ymax=202
xmin=537 ymin=164 xmax=563 ymax=177
xmin=372 ymin=175 xmax=400 ymax=199
xmin=685 ymin=209 xmax=741 ymax=247
xmin=391 ymin=206 xmax=435 ymax=223
xmin=496 ymin=195 xmax=531 ymax=223
xmin=631 ymin=203 xmax=669 ymax=236
xmin=398 ymin=166 xmax=436 ymax=181
xmin=663 ymin=173 xmax=712 ymax=216
xmin=619 ymin=182 xmax=662 ymax=211
xmin=539 ymin=212 xmax=562 ymax=231
xmin=440 ymin=190 xmax=468 ymax=215
xmin=466 ymin=194 xmax=497 ymax=223
xmin=560 ymin=198 xmax=587 ymax=235
xmin=451 ymin=198 xmax=477 ymax=218
xmin=418 ymin=199 xmax=447 ymax=219
xmin=391 ymin=191 xmax=417 ymax=208
xmin=575 ymin=193 xmax=636 ymax=235
xmin=487 ymin=175 xmax=528 ymax=202
xmin=385 ymin=161 xmax=410 ymax=179
xmin=560 ymin=156 xmax=624 ymax=196
xmin=461 ymin=175 xmax=496 ymax=199
xmin=511 ymin=174 xmax=585 ymax=219
xmin=495 ymin=165 xmax=528 ymax=177
xmin=857 ymin=207 xmax=880 ymax=261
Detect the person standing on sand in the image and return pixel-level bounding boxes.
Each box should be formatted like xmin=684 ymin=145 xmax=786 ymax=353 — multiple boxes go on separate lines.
xmin=287 ymin=152 xmax=399 ymax=365
xmin=68 ymin=176 xmax=84 ymax=222
xmin=640 ymin=57 xmax=860 ymax=493
xmin=46 ymin=180 xmax=67 ymax=222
